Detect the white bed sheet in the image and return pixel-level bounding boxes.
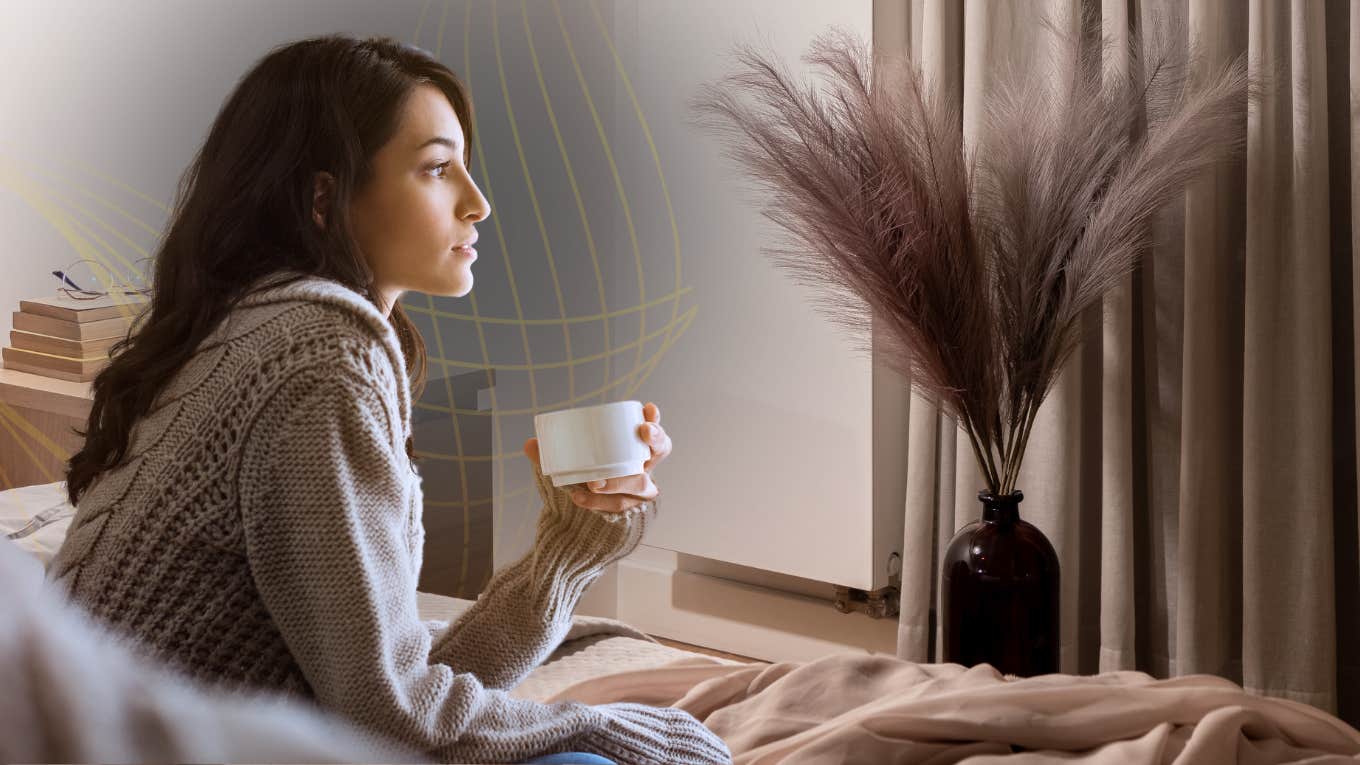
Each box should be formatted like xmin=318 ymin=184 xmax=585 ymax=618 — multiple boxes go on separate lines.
xmin=415 ymin=590 xmax=738 ymax=703
xmin=0 ymin=480 xmax=73 ymax=566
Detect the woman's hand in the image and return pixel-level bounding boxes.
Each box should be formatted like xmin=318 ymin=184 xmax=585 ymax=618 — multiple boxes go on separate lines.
xmin=523 ymin=401 xmax=671 ymax=514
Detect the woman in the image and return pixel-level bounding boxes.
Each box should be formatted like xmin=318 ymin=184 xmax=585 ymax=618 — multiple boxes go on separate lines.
xmin=48 ymin=34 xmax=729 ymax=765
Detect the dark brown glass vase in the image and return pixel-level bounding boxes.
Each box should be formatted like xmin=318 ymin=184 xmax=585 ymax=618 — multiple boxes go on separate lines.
xmin=941 ymin=490 xmax=1060 ymax=677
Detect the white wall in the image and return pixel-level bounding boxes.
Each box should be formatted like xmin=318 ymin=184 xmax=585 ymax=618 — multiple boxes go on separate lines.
xmin=590 ymin=0 xmax=896 ymax=591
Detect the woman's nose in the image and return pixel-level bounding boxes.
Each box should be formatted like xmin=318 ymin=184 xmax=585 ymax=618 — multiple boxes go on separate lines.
xmin=459 ymin=186 xmax=490 ymax=222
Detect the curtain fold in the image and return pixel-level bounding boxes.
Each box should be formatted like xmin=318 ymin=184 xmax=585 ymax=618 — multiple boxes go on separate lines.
xmin=880 ymin=0 xmax=1360 ymax=726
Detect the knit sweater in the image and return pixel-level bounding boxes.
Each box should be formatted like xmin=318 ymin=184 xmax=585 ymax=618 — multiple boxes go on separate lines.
xmin=46 ymin=272 xmax=731 ymax=765
xmin=2 ymin=537 xmax=422 ymax=763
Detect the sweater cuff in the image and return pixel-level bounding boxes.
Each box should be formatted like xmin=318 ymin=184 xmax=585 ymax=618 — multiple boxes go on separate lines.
xmin=520 ymin=459 xmax=656 ymax=612
xmin=579 ymin=702 xmax=733 ymax=765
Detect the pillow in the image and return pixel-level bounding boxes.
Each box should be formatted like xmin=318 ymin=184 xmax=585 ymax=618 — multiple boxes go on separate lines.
xmin=0 ymin=481 xmax=75 ymax=568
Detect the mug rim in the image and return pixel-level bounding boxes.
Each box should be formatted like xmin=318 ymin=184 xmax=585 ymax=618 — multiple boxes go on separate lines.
xmin=534 ymin=399 xmax=642 ymax=423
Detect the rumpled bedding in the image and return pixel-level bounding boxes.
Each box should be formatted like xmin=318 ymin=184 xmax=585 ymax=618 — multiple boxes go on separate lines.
xmin=541 ymin=652 xmax=1360 ymax=764
xmin=10 ymin=483 xmax=1357 ymax=764
xmin=414 ymin=590 xmax=742 ymax=704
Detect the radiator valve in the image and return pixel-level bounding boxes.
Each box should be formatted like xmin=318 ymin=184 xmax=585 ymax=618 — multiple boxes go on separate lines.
xmin=833 ymin=584 xmax=900 ymax=619
xmin=832 ymin=553 xmax=902 ymax=619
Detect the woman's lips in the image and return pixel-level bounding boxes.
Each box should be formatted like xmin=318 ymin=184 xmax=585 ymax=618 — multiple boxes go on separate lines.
xmin=454 ymin=245 xmax=477 ymax=260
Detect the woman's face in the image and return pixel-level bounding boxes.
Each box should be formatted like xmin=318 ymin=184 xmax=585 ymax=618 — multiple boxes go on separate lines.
xmin=346 ymin=83 xmax=490 ymax=314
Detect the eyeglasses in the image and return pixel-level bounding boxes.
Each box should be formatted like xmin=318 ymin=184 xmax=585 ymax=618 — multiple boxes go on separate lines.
xmin=51 ymin=258 xmax=153 ymax=301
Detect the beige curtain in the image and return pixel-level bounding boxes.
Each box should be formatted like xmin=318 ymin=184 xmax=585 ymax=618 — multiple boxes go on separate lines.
xmin=877 ymin=0 xmax=1360 ymax=726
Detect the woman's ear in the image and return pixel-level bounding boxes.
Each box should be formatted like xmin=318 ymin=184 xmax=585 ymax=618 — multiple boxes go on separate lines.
xmin=312 ymin=171 xmax=335 ymax=229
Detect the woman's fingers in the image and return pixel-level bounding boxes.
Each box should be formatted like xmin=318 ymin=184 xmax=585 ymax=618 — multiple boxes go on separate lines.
xmin=583 ymin=470 xmax=654 ymax=496
xmin=639 ymin=422 xmax=672 ymax=472
xmin=571 ymin=472 xmax=658 ymax=513
xmin=641 ymin=401 xmax=667 ymax=470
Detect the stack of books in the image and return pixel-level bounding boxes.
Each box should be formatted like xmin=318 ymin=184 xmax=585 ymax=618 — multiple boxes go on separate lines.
xmin=3 ymin=294 xmax=149 ymax=382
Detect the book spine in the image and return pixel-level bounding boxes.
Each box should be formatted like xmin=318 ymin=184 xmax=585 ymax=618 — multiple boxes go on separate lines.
xmin=12 ymin=311 xmax=131 ymax=341
xmin=3 ymin=345 xmax=108 ymax=364
xmin=19 ymin=298 xmax=148 ymax=324
xmin=10 ymin=329 xmax=117 ymax=357
xmin=0 ymin=357 xmax=99 ymax=383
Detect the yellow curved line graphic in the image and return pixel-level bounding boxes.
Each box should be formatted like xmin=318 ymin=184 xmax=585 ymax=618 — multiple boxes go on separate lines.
xmin=586 ymin=0 xmax=687 ymax=393
xmin=0 ymin=154 xmax=147 ymax=323
xmin=0 ymin=403 xmax=61 ymax=485
xmin=403 ymin=284 xmax=691 ymax=325
xmin=550 ymin=0 xmax=648 ymax=397
xmin=1 ymin=152 xmax=158 ymax=270
xmin=493 ymin=3 xmax=576 ymax=403
xmin=422 ymin=0 xmax=477 ymax=594
xmin=459 ymin=0 xmax=521 ymax=556
xmin=423 ymin=303 xmax=694 ymax=373
xmin=519 ymin=0 xmax=614 ymax=399
xmin=415 ymin=307 xmax=696 ymax=416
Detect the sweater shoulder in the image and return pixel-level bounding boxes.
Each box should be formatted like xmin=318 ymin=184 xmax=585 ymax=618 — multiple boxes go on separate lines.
xmin=233 ymin=300 xmax=391 ymax=368
xmin=205 ymin=274 xmax=398 ymax=359
xmin=193 ymin=274 xmax=413 ymax=426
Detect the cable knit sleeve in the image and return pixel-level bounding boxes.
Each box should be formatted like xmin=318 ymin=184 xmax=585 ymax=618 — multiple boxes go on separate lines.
xmin=426 ymin=450 xmax=654 ymax=690
xmin=236 ymin=351 xmax=729 ymax=765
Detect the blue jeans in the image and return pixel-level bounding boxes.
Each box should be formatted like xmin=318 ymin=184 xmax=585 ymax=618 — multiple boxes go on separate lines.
xmin=520 ymin=754 xmax=616 ymax=764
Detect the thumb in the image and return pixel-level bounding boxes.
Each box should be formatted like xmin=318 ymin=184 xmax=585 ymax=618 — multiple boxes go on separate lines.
xmin=523 ymin=437 xmax=540 ymax=465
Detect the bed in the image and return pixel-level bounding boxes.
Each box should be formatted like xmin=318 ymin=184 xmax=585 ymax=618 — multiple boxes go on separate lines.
xmin=6 ymin=480 xmax=1360 ymax=764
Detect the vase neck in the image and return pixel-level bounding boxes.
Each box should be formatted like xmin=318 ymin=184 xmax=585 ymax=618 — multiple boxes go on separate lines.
xmin=977 ymin=489 xmax=1023 ymax=523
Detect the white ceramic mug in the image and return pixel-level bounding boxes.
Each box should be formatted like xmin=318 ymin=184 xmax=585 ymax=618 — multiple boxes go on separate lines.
xmin=533 ymin=400 xmax=651 ymax=487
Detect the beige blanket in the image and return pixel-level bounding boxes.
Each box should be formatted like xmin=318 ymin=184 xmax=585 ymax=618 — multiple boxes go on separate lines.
xmin=545 ymin=653 xmax=1360 ymax=764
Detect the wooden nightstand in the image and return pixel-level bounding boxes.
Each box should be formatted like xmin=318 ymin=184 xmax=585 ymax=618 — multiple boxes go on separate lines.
xmin=0 ymin=367 xmax=93 ymax=489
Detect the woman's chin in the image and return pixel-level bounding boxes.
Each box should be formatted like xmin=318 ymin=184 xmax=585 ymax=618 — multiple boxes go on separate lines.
xmin=421 ymin=266 xmax=469 ymax=296
xmin=408 ymin=261 xmax=474 ymax=298
xmin=439 ymin=275 xmax=473 ymax=298
xmin=440 ymin=255 xmax=474 ymax=296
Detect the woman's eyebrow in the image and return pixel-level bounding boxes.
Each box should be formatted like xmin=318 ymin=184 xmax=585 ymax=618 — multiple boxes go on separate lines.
xmin=416 ymin=136 xmax=461 ymax=151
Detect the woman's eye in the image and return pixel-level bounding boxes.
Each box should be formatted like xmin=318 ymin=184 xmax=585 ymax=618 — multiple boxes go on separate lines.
xmin=429 ymin=161 xmax=451 ymax=178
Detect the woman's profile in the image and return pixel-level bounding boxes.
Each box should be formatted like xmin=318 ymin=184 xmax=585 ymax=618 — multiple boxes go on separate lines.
xmin=48 ymin=34 xmax=728 ymax=765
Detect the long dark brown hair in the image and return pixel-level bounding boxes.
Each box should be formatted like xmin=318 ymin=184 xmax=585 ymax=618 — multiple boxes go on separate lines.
xmin=65 ymin=34 xmax=475 ymax=507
